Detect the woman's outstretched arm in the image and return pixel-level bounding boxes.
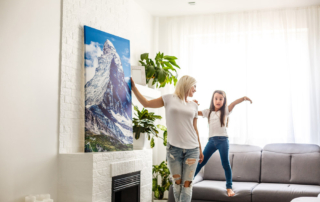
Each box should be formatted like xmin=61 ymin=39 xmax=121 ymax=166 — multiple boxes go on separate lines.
xmin=228 ymin=96 xmax=252 ymax=112
xmin=131 ymin=78 xmax=164 ymax=108
xmin=193 ymin=118 xmax=204 ymax=164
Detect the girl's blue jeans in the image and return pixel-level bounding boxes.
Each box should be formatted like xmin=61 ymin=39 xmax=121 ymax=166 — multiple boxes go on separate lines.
xmin=166 ymin=143 xmax=199 ymax=202
xmin=194 ymin=136 xmax=233 ymax=189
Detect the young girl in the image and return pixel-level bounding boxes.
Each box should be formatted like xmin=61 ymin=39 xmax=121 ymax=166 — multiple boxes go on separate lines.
xmin=194 ymin=90 xmax=252 ymax=197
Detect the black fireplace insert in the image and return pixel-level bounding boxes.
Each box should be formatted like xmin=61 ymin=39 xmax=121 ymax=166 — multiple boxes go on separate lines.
xmin=112 ymin=171 xmax=140 ymax=202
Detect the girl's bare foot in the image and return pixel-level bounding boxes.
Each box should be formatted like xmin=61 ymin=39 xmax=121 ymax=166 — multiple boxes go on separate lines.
xmin=227 ymin=189 xmax=235 ymax=197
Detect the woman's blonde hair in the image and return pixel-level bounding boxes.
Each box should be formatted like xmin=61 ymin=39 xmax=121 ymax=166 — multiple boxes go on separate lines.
xmin=174 ymin=75 xmax=197 ymax=102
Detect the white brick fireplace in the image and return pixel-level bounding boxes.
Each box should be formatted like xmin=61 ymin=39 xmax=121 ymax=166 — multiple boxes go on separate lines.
xmin=59 ymin=150 xmax=152 ymax=202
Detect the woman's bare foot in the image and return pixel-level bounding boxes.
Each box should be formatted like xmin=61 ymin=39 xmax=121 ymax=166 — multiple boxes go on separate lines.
xmin=227 ymin=189 xmax=235 ymax=197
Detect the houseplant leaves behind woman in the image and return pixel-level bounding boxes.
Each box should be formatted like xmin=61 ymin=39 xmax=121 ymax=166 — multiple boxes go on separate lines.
xmin=153 ymin=161 xmax=172 ymax=200
xmin=139 ymin=52 xmax=180 ymax=88
xmin=132 ymin=105 xmax=167 ymax=148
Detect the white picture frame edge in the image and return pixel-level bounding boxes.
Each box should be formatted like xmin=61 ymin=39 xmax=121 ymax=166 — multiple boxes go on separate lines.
xmin=131 ymin=66 xmax=146 ymax=86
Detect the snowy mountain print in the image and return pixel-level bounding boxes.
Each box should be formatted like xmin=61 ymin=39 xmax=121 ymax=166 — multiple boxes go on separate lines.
xmin=84 ymin=26 xmax=132 ymax=152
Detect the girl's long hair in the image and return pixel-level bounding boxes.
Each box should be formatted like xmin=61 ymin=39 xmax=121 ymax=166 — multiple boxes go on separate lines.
xmin=208 ymin=90 xmax=229 ymax=127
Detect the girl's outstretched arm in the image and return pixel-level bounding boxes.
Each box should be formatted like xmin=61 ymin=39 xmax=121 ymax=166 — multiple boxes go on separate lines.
xmin=228 ymin=96 xmax=252 ymax=112
xmin=131 ymin=78 xmax=164 ymax=108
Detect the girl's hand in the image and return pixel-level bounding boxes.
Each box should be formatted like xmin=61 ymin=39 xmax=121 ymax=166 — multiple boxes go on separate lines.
xmin=243 ymin=96 xmax=252 ymax=104
xmin=131 ymin=77 xmax=136 ymax=89
xmin=199 ymin=151 xmax=204 ymax=164
xmin=193 ymin=100 xmax=200 ymax=105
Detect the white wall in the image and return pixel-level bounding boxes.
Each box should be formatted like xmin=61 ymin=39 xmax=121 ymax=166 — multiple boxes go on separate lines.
xmin=0 ymin=0 xmax=157 ymax=200
xmin=59 ymin=0 xmax=155 ymax=153
xmin=0 ymin=0 xmax=61 ymax=201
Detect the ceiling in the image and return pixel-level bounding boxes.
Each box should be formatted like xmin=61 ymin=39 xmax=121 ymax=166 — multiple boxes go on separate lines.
xmin=134 ymin=0 xmax=320 ymax=16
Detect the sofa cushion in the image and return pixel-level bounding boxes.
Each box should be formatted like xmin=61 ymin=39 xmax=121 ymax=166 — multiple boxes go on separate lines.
xmin=261 ymin=151 xmax=291 ymax=183
xmin=192 ymin=180 xmax=258 ymax=202
xmin=252 ymin=183 xmax=320 ymax=202
xmin=232 ymin=151 xmax=261 ymax=182
xmin=291 ymin=153 xmax=320 ymax=185
xmin=261 ymin=144 xmax=320 ymax=185
xmin=203 ymin=152 xmax=233 ymax=181
xmin=203 ymin=144 xmax=262 ymax=182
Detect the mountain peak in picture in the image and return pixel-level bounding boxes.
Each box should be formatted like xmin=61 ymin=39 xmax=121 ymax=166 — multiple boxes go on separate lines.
xmin=103 ymin=39 xmax=116 ymax=54
xmin=84 ymin=26 xmax=132 ymax=152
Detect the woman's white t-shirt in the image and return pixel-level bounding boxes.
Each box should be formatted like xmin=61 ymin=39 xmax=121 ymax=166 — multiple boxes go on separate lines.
xmin=162 ymin=94 xmax=199 ymax=149
xmin=202 ymin=107 xmax=231 ymax=137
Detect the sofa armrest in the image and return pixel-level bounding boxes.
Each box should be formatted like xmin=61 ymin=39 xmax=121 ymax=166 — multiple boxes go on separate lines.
xmin=193 ymin=171 xmax=204 ymax=184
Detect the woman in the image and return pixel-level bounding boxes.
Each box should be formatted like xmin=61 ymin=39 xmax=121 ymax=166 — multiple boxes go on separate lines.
xmin=131 ymin=75 xmax=204 ymax=202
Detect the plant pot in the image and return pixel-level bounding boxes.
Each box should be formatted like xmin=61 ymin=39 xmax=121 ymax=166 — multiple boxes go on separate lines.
xmin=133 ymin=133 xmax=148 ymax=150
xmin=147 ymin=78 xmax=156 ymax=89
xmin=153 ymin=200 xmax=167 ymax=202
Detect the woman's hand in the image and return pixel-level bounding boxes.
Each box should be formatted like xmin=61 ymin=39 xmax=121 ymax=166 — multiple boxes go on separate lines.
xmin=131 ymin=77 xmax=136 ymax=89
xmin=199 ymin=151 xmax=204 ymax=164
xmin=243 ymin=96 xmax=252 ymax=104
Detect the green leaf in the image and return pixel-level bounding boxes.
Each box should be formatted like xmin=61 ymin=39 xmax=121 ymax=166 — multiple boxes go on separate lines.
xmin=139 ymin=60 xmax=146 ymax=66
xmin=150 ymin=59 xmax=155 ymax=66
xmin=152 ymin=178 xmax=157 ymax=191
xmin=140 ymin=53 xmax=149 ymax=61
xmin=159 ymin=82 xmax=166 ymax=88
xmin=163 ymin=55 xmax=178 ymax=60
xmin=152 ymin=115 xmax=162 ymax=120
xmin=154 ymin=187 xmax=160 ymax=199
xmin=169 ymin=60 xmax=180 ymax=69
xmin=163 ymin=131 xmax=167 ymax=146
xmin=133 ymin=105 xmax=138 ymax=112
xmin=150 ymin=137 xmax=155 ymax=148
xmin=144 ymin=65 xmax=155 ymax=78
xmin=157 ymin=124 xmax=167 ymax=131
xmin=163 ymin=62 xmax=176 ymax=72
xmin=135 ymin=127 xmax=141 ymax=139
xmin=157 ymin=69 xmax=167 ymax=83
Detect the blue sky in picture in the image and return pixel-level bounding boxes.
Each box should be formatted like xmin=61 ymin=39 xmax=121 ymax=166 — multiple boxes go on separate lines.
xmin=84 ymin=26 xmax=131 ymax=83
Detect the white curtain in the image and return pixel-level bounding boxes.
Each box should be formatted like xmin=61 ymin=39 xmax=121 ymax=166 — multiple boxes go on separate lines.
xmin=164 ymin=7 xmax=320 ymax=148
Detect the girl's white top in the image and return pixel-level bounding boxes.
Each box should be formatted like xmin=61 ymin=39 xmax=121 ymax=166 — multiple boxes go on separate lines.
xmin=202 ymin=107 xmax=231 ymax=137
xmin=162 ymin=94 xmax=199 ymax=149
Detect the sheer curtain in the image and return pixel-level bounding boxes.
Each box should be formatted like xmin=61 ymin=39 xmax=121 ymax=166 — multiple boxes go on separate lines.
xmin=164 ymin=7 xmax=320 ymax=148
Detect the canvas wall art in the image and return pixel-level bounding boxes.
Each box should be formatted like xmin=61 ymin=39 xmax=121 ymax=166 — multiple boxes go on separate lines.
xmin=84 ymin=26 xmax=132 ymax=152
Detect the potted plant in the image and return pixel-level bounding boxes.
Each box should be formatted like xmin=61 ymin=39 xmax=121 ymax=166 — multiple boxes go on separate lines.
xmin=153 ymin=161 xmax=172 ymax=202
xmin=133 ymin=105 xmax=166 ymax=149
xmin=139 ymin=52 xmax=180 ymax=88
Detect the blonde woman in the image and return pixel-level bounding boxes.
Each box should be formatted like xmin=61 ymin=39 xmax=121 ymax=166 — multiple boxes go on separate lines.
xmin=131 ymin=75 xmax=204 ymax=202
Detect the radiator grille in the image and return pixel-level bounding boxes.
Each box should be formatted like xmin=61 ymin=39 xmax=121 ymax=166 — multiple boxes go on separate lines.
xmin=113 ymin=172 xmax=140 ymax=192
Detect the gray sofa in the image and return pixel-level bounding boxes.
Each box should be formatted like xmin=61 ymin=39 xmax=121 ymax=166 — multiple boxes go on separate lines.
xmin=168 ymin=143 xmax=320 ymax=202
